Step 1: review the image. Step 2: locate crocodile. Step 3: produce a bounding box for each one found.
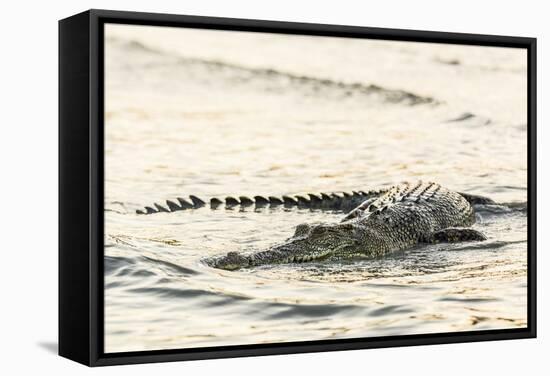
[203,182,493,270]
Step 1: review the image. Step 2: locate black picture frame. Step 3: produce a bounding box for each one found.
[59,9,537,367]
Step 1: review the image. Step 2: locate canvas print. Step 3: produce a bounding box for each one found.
[104,24,528,353]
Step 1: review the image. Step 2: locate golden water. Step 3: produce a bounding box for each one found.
[104,25,527,353]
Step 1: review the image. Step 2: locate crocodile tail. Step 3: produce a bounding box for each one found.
[135,188,387,215]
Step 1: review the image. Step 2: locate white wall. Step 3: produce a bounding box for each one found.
[1,0,546,374]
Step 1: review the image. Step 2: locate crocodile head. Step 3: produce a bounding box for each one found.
[208,222,359,270]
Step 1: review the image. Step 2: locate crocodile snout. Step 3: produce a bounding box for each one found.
[210,251,250,270]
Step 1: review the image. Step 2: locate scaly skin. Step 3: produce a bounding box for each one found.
[204,182,488,270]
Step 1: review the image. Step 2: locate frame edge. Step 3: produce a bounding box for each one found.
[58,8,537,367]
[58,10,93,366]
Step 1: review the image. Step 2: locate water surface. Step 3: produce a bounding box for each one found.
[104,25,527,353]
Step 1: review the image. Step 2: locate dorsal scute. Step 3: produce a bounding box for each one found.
[393,181,441,204]
[362,181,442,215]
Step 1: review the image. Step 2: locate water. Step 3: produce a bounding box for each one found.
[104,24,528,353]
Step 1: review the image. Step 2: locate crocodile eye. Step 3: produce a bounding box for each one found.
[294,223,311,236]
[338,223,354,232]
[310,225,328,237]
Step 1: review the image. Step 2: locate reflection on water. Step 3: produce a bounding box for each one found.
[104,25,527,353]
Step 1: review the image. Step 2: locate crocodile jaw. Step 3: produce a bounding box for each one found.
[271,248,332,264]
[210,240,355,271]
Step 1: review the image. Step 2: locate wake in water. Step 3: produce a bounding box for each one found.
[109,37,438,106]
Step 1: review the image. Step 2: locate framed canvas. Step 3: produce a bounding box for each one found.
[59,9,536,366]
